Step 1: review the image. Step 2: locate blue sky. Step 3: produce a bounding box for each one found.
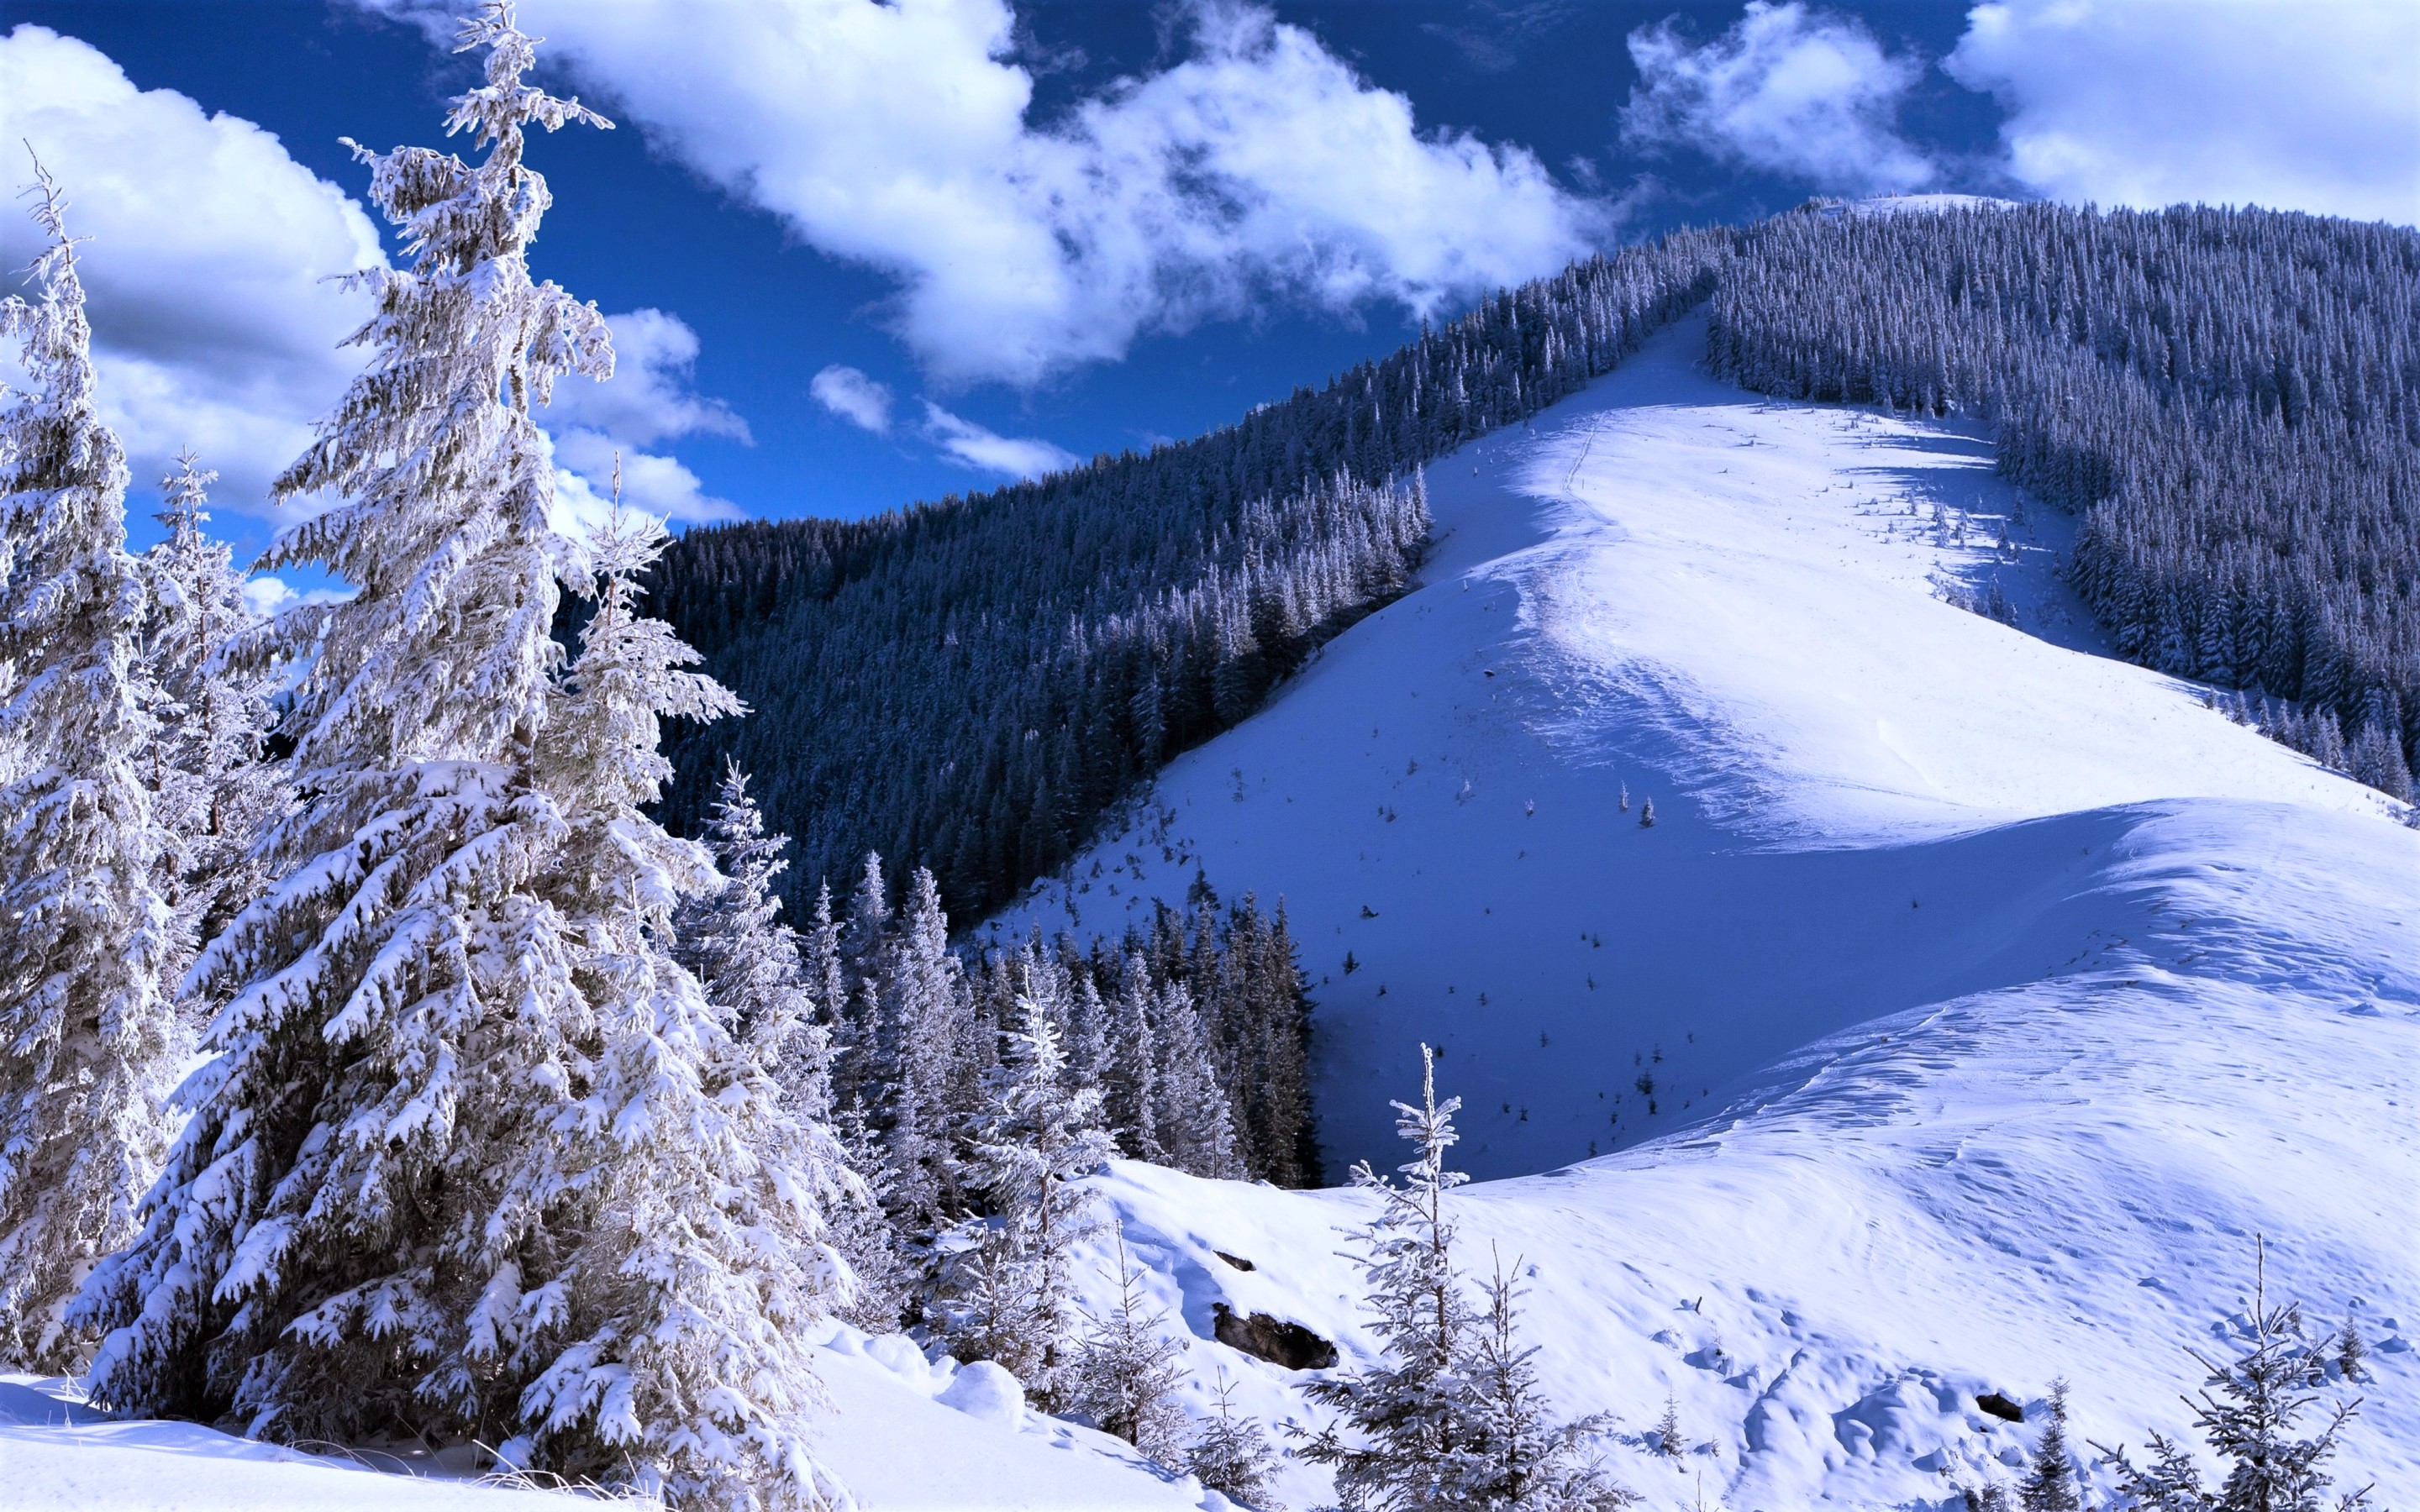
[1,1,2413,580]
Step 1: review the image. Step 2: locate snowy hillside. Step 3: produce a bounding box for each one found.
[15,313,2412,1511]
[981,314,2420,1507]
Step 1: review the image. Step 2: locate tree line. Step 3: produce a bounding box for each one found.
[1710,201,2420,802]
[644,229,1736,924]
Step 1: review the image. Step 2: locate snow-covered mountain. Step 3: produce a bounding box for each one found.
[978,313,2420,1508]
[13,314,2412,1510]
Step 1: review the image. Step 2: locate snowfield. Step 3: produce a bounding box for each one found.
[15,314,2416,1509]
[996,315,2420,1509]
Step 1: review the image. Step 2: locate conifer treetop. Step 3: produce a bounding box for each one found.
[263,0,613,777]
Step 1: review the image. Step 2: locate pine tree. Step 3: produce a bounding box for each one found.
[503,502,855,1509]
[0,159,180,1371]
[933,997,1118,1412]
[1188,1368,1283,1509]
[1451,1250,1633,1509]
[677,759,829,1114]
[136,451,287,994]
[1297,1043,1476,1509]
[1073,1223,1188,1465]
[2095,1241,2375,1512]
[78,4,681,1471]
[2018,1380,2079,1511]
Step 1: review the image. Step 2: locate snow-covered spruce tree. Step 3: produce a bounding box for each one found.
[933,996,1118,1412]
[1296,1042,1477,1509]
[2095,1242,2374,1512]
[1453,1251,1631,1510]
[1105,959,1165,1163]
[1189,1368,1283,1510]
[675,762,901,1341]
[2018,1380,2078,1512]
[508,504,855,1509]
[0,162,179,1371]
[1150,980,1244,1179]
[75,25,861,1504]
[1072,1222,1187,1465]
[676,759,832,1113]
[137,452,287,996]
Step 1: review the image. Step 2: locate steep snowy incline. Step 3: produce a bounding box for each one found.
[989,313,2404,1179]
[976,313,2419,1507]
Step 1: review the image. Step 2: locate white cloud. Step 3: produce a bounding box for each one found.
[427,0,1602,387]
[548,426,743,530]
[1620,1,1935,195]
[240,574,353,619]
[1945,0,2420,224]
[0,24,384,516]
[811,364,895,433]
[538,307,750,527]
[540,307,749,448]
[922,402,1079,480]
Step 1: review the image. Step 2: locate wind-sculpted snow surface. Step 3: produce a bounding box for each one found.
[994,315,2420,1507]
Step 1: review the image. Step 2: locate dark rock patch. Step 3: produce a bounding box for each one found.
[1213,1303,1337,1370]
[1213,1250,1257,1273]
[1976,1391,2024,1424]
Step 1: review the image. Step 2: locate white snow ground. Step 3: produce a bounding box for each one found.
[15,314,2416,1509]
[992,315,2420,1509]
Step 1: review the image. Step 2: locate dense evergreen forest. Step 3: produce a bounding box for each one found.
[1712,202,2420,798]
[648,231,1734,921]
[651,201,2420,944]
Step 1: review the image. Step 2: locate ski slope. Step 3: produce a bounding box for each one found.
[990,313,2420,1508]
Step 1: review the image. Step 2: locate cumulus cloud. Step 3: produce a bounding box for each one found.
[549,425,743,530]
[811,364,895,433]
[540,307,750,527]
[1945,0,2420,224]
[922,402,1079,480]
[541,307,749,448]
[0,24,385,516]
[417,0,1602,387]
[240,575,354,619]
[1620,1,1934,195]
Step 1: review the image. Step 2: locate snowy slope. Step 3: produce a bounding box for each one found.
[984,314,2420,1508]
[17,315,2415,1510]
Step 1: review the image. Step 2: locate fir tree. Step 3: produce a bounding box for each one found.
[1189,1368,1284,1509]
[1449,1248,1633,1509]
[1654,1394,1681,1460]
[1073,1223,1188,1465]
[136,451,287,995]
[1297,1042,1476,1510]
[934,997,1118,1411]
[2095,1242,2375,1512]
[80,1,609,1433]
[502,501,855,1507]
[1150,981,1244,1179]
[1105,960,1165,1163]
[0,159,179,1371]
[2018,1380,2079,1512]
[677,759,830,1114]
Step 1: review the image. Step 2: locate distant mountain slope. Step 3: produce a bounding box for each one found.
[646,232,1731,921]
[991,314,2403,1177]
[986,315,2420,1509]
[653,204,2420,939]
